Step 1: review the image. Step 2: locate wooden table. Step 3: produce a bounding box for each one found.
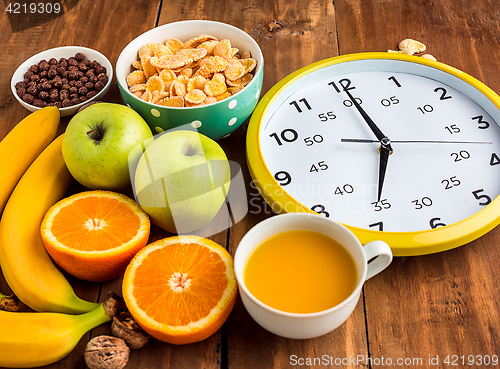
[1,0,500,368]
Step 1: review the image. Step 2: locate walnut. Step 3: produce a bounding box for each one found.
[84,336,129,369]
[111,311,151,349]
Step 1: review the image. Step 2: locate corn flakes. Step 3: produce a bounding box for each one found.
[157,96,185,107]
[399,39,426,55]
[185,89,207,105]
[184,34,218,49]
[204,73,227,97]
[165,38,184,54]
[126,33,258,107]
[126,70,146,87]
[224,59,246,81]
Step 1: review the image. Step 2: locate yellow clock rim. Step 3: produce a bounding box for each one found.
[246,52,500,256]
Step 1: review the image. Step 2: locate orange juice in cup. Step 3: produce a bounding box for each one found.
[244,229,357,314]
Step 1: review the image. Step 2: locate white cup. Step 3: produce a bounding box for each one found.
[234,212,392,339]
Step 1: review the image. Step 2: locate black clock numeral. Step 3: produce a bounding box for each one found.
[289,98,312,113]
[472,115,490,129]
[274,171,291,186]
[472,189,492,206]
[328,78,354,93]
[430,217,446,228]
[490,153,500,166]
[417,104,434,114]
[369,221,384,231]
[442,176,461,190]
[318,111,336,122]
[445,124,461,134]
[311,204,330,218]
[269,129,298,146]
[304,135,324,146]
[371,199,391,212]
[434,87,453,100]
[451,150,470,162]
[388,76,401,87]
[380,96,400,107]
[333,184,354,195]
[310,161,328,172]
[412,197,433,209]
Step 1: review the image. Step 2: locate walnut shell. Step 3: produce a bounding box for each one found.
[111,311,151,349]
[84,335,129,369]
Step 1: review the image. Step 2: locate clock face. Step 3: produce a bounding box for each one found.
[254,57,500,234]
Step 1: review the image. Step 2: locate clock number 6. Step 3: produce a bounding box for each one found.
[430,217,446,228]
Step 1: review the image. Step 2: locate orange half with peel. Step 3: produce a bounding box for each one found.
[41,190,150,282]
[122,235,237,345]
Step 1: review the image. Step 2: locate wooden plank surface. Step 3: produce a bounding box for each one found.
[335,1,500,368]
[0,0,499,368]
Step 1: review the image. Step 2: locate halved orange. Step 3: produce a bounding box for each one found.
[122,235,237,345]
[40,190,150,282]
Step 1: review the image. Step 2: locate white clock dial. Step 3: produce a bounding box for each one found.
[258,60,500,233]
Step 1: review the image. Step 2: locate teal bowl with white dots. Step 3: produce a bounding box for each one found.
[116,20,263,140]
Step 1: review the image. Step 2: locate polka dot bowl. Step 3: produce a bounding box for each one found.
[116,20,263,140]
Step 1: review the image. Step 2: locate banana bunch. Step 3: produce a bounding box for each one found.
[0,131,99,314]
[0,293,121,368]
[0,107,60,213]
[0,109,125,367]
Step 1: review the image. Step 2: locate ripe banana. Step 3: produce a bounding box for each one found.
[0,106,60,214]
[0,134,100,314]
[0,293,121,368]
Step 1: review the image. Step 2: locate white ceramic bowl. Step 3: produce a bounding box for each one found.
[115,20,264,140]
[11,46,113,117]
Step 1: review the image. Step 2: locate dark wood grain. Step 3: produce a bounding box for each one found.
[336,1,500,367]
[1,0,500,368]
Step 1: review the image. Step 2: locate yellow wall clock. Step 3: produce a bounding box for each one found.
[246,52,500,256]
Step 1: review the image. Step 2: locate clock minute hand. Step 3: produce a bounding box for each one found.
[344,88,392,151]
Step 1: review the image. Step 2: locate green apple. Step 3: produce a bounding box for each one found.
[62,103,153,190]
[134,130,231,234]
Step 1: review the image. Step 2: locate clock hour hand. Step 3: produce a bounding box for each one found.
[378,145,391,202]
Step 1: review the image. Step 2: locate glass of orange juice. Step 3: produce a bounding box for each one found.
[234,212,392,339]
